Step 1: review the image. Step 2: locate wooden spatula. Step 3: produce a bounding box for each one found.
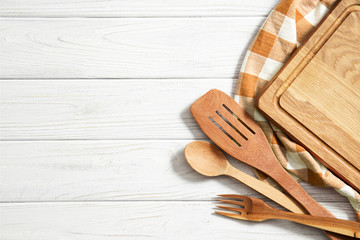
[190,89,354,240]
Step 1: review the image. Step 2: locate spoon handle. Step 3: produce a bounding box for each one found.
[225,165,304,214]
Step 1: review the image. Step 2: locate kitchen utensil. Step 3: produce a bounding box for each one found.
[256,0,360,192]
[216,194,360,238]
[184,141,304,213]
[191,88,353,240]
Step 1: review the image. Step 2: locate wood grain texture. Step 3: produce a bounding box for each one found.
[190,89,351,240]
[2,201,354,240]
[256,0,360,192]
[0,0,277,17]
[280,10,360,170]
[185,141,304,213]
[0,17,264,79]
[0,79,234,140]
[216,195,360,238]
[0,140,350,203]
[0,0,354,238]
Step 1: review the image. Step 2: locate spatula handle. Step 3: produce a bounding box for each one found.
[270,165,330,216]
[270,165,356,240]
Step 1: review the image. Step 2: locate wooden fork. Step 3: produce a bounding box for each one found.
[215,194,360,238]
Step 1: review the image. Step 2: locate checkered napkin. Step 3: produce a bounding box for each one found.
[234,0,360,219]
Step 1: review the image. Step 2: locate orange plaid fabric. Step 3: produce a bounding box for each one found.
[234,0,360,219]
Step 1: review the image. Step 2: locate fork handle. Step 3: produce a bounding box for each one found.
[269,210,360,238]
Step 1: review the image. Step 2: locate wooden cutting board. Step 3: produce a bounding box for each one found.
[256,0,360,193]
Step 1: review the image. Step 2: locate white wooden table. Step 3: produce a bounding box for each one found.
[0,1,356,239]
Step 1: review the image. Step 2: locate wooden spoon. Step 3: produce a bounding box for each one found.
[184,141,304,214]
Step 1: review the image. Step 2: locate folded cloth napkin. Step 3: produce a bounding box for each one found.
[234,0,360,219]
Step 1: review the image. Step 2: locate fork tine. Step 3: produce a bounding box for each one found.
[217,194,245,201]
[216,199,245,207]
[215,211,245,220]
[216,205,243,213]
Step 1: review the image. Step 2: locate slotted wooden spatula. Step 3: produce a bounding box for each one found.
[191,89,354,240]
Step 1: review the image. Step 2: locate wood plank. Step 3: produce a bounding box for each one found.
[0,140,351,203]
[0,17,264,79]
[0,0,276,17]
[0,201,355,240]
[0,79,235,140]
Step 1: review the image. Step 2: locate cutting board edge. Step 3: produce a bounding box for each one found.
[255,0,360,193]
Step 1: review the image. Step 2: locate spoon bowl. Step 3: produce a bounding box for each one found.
[184,141,228,177]
[184,140,304,214]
